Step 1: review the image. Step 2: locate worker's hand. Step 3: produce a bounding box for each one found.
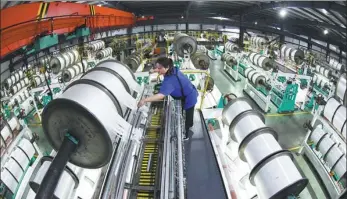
[137,99,147,107]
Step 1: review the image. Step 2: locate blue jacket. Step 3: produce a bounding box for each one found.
[159,68,198,110]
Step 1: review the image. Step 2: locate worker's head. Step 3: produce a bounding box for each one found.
[154,57,174,75]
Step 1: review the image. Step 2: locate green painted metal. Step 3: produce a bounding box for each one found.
[66,28,90,40]
[270,83,298,113]
[189,74,196,81]
[33,34,59,51]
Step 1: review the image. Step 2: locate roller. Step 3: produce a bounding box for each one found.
[328,58,342,71]
[124,53,142,72]
[248,52,274,71]
[325,144,344,172]
[1,116,20,146]
[10,81,23,95]
[280,45,305,64]
[323,98,347,138]
[29,156,79,199]
[250,72,267,88]
[251,37,266,48]
[222,98,308,199]
[88,40,105,51]
[4,157,24,182]
[225,42,239,52]
[39,56,51,67]
[222,53,238,67]
[31,76,44,88]
[191,52,210,70]
[62,60,88,83]
[316,65,331,78]
[96,47,113,60]
[3,70,24,89]
[173,33,197,57]
[50,54,68,74]
[332,156,346,181]
[310,127,328,146]
[1,168,18,193]
[336,74,346,105]
[42,60,136,168]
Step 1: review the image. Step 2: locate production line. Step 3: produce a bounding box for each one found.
[1,18,346,199]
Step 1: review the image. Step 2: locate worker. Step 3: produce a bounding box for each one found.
[137,57,198,140]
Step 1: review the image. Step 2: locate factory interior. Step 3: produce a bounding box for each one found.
[0,1,347,199]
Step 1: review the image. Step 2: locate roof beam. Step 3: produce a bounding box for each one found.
[240,1,346,16]
[326,9,346,27]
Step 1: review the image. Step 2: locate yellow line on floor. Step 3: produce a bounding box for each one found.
[265,111,310,117]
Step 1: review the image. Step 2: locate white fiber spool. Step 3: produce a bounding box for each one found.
[18,138,36,159]
[231,113,266,142]
[317,136,335,158]
[1,125,12,145]
[329,58,342,71]
[50,55,67,74]
[332,156,346,181]
[4,158,24,181]
[252,54,261,66]
[251,153,308,199]
[22,99,34,115]
[332,105,346,135]
[8,116,20,131]
[32,76,44,87]
[30,160,78,199]
[324,98,341,122]
[71,49,80,63]
[244,67,255,78]
[310,127,327,146]
[324,98,347,134]
[66,51,75,66]
[247,70,257,82]
[336,74,346,105]
[222,98,253,126]
[1,168,18,193]
[325,145,344,171]
[242,133,282,169]
[11,147,31,169]
[280,46,286,58]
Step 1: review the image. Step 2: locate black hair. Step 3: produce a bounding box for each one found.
[155,57,175,75]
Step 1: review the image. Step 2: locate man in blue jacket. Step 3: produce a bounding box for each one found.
[138,57,198,140]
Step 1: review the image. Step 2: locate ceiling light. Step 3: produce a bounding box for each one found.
[322,9,328,15]
[255,21,257,25]
[181,16,184,19]
[279,9,287,17]
[211,16,229,20]
[324,29,328,35]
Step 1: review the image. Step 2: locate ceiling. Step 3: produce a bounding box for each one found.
[103,1,347,49]
[2,1,346,51]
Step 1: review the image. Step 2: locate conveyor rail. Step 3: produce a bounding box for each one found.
[129,103,164,199]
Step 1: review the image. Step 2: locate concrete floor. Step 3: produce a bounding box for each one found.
[209,60,326,199]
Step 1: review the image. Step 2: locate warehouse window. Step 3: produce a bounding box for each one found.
[311,39,327,47]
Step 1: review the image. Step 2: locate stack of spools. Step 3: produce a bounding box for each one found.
[280,45,305,65]
[49,49,80,74]
[1,138,35,196]
[222,98,308,199]
[244,67,269,89]
[248,52,274,71]
[62,60,88,83]
[310,127,346,183]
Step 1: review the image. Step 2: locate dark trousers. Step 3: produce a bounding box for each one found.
[185,106,195,137]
